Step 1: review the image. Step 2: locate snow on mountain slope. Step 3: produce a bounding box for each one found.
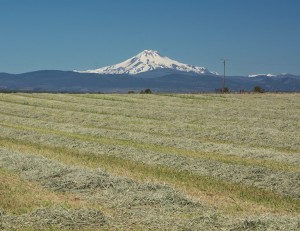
[77,50,216,75]
[248,74,275,78]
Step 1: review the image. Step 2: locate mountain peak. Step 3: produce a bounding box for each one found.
[77,50,216,76]
[140,49,160,55]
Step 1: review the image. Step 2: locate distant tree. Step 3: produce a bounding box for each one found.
[128,91,135,94]
[140,89,152,94]
[144,89,152,94]
[253,86,265,93]
[223,87,229,93]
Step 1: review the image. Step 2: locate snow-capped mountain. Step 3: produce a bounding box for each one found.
[77,50,216,76]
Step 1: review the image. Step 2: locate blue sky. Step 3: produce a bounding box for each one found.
[1,0,300,76]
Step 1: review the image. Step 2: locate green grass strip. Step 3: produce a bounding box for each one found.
[0,168,56,215]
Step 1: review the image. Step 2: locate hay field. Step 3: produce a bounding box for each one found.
[0,93,299,230]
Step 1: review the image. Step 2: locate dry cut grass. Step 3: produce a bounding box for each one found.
[0,93,299,230]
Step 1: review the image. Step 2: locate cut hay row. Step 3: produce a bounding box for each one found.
[0,148,299,230]
[0,93,299,230]
[0,97,298,156]
[0,148,223,230]
[1,124,299,207]
[0,93,299,197]
[0,124,299,205]
[0,93,299,151]
[1,136,299,217]
[0,111,298,170]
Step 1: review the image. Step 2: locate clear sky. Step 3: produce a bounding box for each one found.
[1,0,300,76]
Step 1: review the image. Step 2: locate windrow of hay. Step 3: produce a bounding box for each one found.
[0,93,299,230]
[0,111,299,168]
[1,207,107,230]
[0,124,299,199]
[0,93,299,151]
[1,136,299,215]
[0,148,299,230]
[0,148,210,230]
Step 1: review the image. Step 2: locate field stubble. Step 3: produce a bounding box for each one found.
[0,93,299,230]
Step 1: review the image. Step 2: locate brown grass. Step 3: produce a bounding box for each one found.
[0,167,109,216]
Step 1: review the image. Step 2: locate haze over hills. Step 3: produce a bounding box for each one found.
[0,50,300,93]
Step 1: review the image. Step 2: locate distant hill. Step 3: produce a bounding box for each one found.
[0,70,299,93]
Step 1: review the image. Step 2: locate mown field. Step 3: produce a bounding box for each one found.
[0,93,299,230]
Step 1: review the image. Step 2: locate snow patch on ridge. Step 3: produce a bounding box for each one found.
[248,74,276,78]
